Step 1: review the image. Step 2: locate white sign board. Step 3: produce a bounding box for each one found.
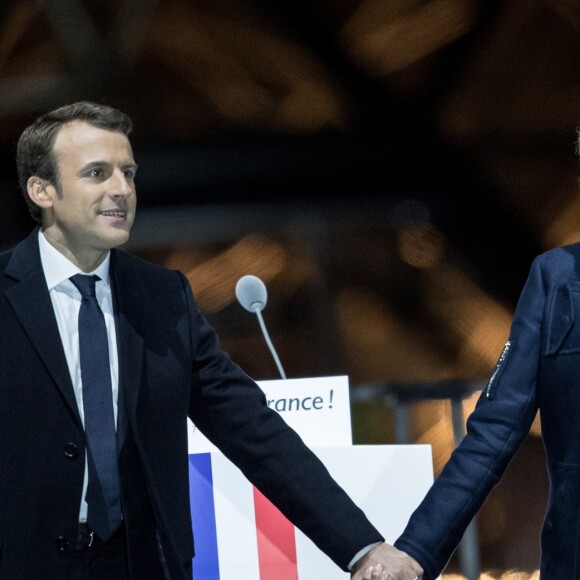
[188,375,352,453]
[187,375,436,579]
[189,445,434,579]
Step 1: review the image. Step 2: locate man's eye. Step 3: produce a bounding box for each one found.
[88,169,103,178]
[123,169,135,179]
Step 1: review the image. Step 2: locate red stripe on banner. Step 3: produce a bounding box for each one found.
[253,487,298,580]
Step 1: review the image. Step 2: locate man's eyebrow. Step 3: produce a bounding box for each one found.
[77,160,138,173]
[79,160,109,171]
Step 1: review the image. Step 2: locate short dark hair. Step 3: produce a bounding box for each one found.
[16,101,133,223]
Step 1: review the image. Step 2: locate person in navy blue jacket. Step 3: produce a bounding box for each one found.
[359,129,580,580]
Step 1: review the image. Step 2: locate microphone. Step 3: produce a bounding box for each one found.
[235,275,287,380]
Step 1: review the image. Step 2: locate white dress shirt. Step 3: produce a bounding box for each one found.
[38,230,120,523]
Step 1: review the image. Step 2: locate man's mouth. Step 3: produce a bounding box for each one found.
[100,210,127,218]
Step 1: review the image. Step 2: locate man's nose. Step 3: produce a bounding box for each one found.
[110,170,134,196]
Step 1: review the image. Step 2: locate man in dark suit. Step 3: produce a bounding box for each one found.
[0,101,422,580]
[361,129,580,580]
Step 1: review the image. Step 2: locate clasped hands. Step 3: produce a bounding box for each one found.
[351,543,423,580]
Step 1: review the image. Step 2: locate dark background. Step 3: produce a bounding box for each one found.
[0,1,578,576]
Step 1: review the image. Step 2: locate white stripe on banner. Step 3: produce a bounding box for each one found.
[213,453,262,578]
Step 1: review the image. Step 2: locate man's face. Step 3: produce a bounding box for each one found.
[41,120,137,267]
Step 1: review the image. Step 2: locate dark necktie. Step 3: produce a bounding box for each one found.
[70,274,122,542]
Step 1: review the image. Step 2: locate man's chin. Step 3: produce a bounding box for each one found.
[105,228,132,248]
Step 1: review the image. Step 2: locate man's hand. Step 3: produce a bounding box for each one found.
[350,543,424,580]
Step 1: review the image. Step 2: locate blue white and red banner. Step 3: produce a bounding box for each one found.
[189,445,434,580]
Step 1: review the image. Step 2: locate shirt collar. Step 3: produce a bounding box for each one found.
[38,230,111,290]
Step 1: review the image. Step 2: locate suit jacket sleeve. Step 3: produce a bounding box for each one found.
[178,271,384,570]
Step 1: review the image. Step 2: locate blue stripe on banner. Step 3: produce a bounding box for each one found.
[189,453,220,580]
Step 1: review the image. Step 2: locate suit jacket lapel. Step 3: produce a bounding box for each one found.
[4,229,82,426]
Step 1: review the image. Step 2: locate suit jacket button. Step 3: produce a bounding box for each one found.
[63,442,79,460]
[55,536,69,554]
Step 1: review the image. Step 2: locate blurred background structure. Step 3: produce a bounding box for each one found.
[0,0,578,577]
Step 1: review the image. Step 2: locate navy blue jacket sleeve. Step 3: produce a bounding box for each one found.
[394,254,545,578]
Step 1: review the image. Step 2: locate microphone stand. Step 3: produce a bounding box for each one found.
[253,306,287,380]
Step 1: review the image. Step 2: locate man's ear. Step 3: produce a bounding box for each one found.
[27,176,55,210]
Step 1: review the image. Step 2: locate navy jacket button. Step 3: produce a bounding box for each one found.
[54,536,69,554]
[63,442,79,460]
